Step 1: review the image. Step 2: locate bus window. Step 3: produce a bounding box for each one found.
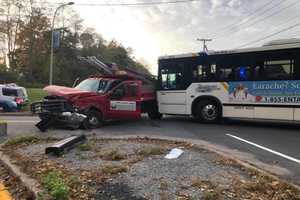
[218,67,234,81]
[211,64,216,74]
[193,64,217,82]
[160,66,184,90]
[193,65,208,81]
[264,60,293,80]
[254,65,262,80]
[234,66,251,81]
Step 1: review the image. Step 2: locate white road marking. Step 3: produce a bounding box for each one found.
[226,133,300,164]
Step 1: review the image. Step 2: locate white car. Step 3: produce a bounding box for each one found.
[0,83,28,112]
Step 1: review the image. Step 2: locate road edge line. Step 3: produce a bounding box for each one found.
[226,133,300,164]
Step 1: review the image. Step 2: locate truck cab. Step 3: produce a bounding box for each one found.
[31,76,158,130]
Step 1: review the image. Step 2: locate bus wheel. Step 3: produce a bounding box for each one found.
[85,110,103,129]
[196,100,221,123]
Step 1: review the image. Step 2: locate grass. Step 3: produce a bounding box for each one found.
[41,171,69,200]
[77,143,94,152]
[136,145,165,157]
[22,88,47,111]
[98,149,126,161]
[101,164,128,175]
[26,88,47,103]
[3,135,40,147]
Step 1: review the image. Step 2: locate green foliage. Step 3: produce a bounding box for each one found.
[42,171,69,200]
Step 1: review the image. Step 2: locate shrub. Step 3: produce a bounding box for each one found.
[42,171,69,200]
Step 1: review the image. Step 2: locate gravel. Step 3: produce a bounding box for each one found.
[20,139,165,170]
[11,138,264,200]
[100,149,249,200]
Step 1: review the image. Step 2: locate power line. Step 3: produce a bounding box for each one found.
[213,0,279,35]
[212,0,289,37]
[46,0,201,6]
[215,0,300,40]
[237,21,300,48]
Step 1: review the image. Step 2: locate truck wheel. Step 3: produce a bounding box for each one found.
[86,110,103,129]
[195,100,221,123]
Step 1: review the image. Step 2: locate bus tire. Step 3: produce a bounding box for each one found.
[85,109,103,129]
[195,100,221,123]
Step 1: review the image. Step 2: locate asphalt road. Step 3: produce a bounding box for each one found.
[1,115,300,186]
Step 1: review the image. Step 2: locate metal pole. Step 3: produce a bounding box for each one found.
[49,2,74,85]
[197,38,212,52]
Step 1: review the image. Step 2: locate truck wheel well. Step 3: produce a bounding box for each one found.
[87,106,103,116]
[191,96,222,117]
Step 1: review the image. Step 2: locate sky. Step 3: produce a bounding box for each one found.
[52,0,300,74]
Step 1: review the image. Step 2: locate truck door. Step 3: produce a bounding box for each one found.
[107,81,142,120]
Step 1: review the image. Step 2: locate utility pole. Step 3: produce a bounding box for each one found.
[197,38,212,52]
[49,2,74,85]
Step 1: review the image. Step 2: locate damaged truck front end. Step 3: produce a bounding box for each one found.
[31,95,88,132]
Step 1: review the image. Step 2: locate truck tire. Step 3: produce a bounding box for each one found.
[86,110,103,129]
[195,100,221,123]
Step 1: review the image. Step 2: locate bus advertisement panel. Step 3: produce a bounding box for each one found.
[228,80,300,104]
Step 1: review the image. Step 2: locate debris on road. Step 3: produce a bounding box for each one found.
[164,148,183,159]
[45,135,87,156]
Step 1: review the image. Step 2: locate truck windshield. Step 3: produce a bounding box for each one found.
[75,79,108,93]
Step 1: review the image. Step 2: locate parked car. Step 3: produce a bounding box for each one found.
[0,84,28,112]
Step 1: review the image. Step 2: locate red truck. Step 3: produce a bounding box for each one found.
[31,57,161,131]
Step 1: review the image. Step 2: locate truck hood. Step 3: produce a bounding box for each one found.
[44,85,94,99]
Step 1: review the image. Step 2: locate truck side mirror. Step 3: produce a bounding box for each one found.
[111,88,124,99]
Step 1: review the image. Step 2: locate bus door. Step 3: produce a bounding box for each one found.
[157,61,187,114]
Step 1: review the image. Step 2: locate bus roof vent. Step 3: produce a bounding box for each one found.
[262,38,300,46]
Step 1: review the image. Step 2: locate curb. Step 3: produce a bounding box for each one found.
[0,151,41,198]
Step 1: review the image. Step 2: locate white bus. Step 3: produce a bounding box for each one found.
[157,39,300,123]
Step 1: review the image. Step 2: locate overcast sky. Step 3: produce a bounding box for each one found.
[54,0,300,73]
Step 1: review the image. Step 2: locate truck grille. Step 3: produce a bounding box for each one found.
[31,98,71,114]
